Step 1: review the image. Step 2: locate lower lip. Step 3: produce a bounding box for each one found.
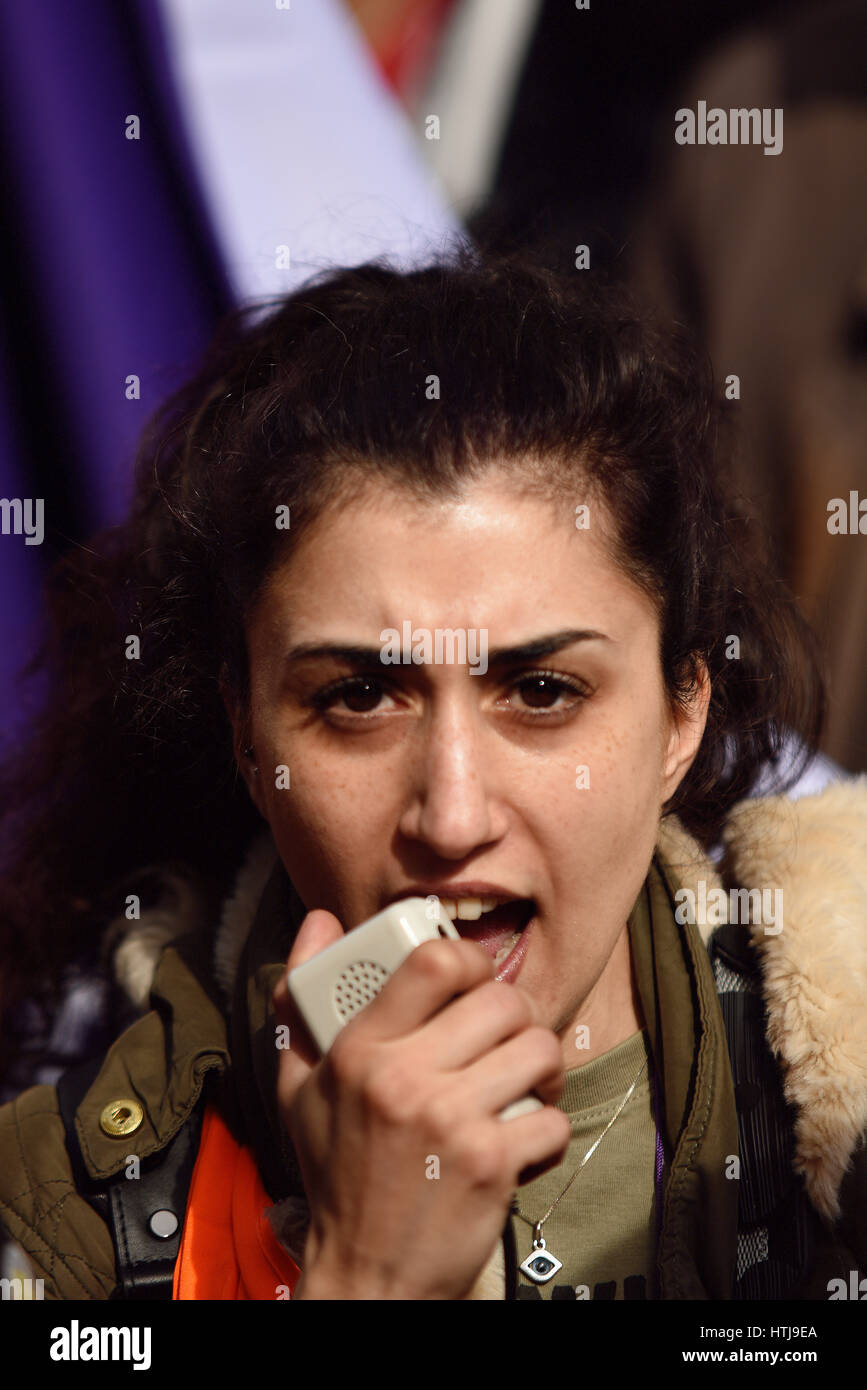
[494,914,535,984]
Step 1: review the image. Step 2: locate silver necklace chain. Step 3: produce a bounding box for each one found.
[510,1051,650,1283]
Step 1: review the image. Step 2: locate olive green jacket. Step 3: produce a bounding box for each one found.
[1,780,866,1300]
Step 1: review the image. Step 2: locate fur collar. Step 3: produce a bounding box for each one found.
[658,779,867,1225]
[111,778,867,1249]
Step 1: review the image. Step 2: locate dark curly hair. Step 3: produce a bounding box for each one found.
[0,244,824,1056]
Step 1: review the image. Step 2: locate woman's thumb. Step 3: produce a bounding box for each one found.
[272,908,345,1078]
[286,907,346,973]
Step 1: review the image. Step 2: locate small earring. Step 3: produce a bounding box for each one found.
[242,745,258,773]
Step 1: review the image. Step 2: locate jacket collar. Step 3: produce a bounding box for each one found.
[75,929,230,1179]
[628,852,740,1298]
[657,775,867,1225]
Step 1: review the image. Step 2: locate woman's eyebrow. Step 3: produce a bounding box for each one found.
[284,642,387,667]
[486,629,612,665]
[283,629,611,668]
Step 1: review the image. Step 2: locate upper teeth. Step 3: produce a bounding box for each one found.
[440,896,510,921]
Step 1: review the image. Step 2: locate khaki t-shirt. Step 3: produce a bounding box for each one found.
[510,1028,659,1300]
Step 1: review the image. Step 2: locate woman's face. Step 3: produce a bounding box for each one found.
[232,470,709,1064]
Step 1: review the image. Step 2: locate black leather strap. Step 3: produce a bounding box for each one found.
[57,1058,204,1300]
[711,921,760,979]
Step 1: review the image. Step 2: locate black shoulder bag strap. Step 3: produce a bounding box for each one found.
[710,921,821,1299]
[56,1057,204,1300]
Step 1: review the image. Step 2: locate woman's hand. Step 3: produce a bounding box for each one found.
[272,909,572,1300]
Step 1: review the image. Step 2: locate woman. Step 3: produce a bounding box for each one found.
[0,248,864,1301]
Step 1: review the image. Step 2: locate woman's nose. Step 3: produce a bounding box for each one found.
[397,713,503,858]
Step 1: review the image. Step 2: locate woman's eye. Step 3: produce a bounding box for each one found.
[313,677,394,715]
[505,674,588,713]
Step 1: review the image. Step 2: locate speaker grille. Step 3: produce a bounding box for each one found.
[333,960,390,1021]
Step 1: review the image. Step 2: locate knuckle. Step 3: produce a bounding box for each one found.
[327,1030,368,1088]
[363,1063,417,1124]
[454,1129,506,1188]
[423,1087,461,1145]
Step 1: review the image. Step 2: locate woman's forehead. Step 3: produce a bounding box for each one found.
[248,480,655,655]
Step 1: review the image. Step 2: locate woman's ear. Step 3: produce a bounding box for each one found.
[219,663,266,817]
[661,658,711,802]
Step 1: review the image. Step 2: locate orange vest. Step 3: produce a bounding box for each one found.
[172,1104,302,1300]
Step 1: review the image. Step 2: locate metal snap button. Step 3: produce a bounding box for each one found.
[148,1209,179,1240]
[99,1098,144,1137]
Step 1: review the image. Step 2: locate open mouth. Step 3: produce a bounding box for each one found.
[440,897,536,968]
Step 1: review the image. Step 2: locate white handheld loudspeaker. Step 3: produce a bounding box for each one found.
[287,896,542,1122]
